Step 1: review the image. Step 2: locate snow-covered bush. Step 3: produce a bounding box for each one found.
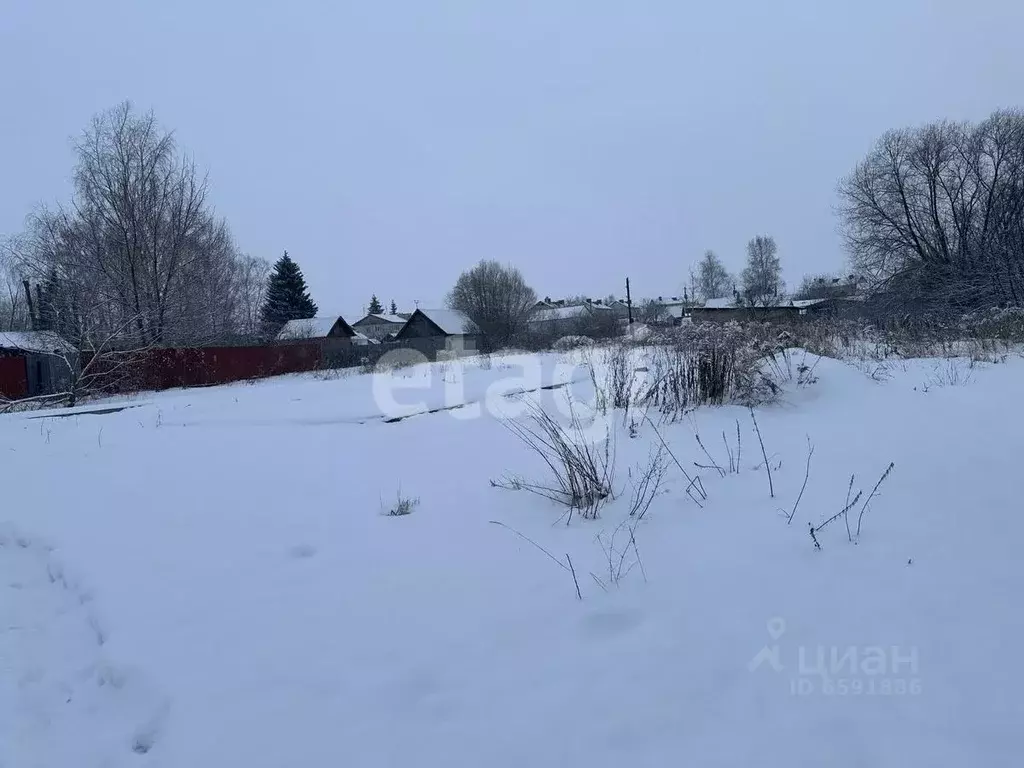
[640,322,780,419]
[959,307,1024,341]
[552,335,596,351]
[384,489,419,516]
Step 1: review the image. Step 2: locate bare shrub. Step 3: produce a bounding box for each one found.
[790,314,1018,367]
[383,487,419,516]
[644,414,708,507]
[607,343,634,410]
[370,348,426,374]
[552,335,595,351]
[314,367,354,381]
[627,444,668,520]
[492,396,614,522]
[927,358,976,388]
[583,342,638,422]
[641,322,780,420]
[959,307,1024,343]
[595,520,647,588]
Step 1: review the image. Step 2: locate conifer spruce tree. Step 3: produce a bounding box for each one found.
[389,299,398,315]
[368,294,383,314]
[259,251,318,336]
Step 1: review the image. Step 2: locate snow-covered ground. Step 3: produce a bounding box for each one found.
[2,348,1023,767]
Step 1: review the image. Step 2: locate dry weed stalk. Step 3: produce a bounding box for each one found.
[787,437,815,524]
[750,408,774,498]
[492,396,614,522]
[856,462,895,537]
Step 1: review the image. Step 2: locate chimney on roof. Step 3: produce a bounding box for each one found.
[23,280,35,330]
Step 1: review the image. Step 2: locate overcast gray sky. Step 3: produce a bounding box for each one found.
[3,0,1023,315]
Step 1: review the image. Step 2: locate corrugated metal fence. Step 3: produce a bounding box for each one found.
[142,344,323,389]
[25,338,473,400]
[82,343,324,395]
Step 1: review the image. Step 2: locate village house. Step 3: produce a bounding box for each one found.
[276,316,359,347]
[394,308,481,355]
[350,313,407,341]
[0,330,76,400]
[527,302,616,336]
[689,296,849,323]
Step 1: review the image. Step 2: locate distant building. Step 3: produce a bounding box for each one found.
[394,309,481,354]
[0,331,76,399]
[606,299,631,319]
[527,303,615,335]
[275,316,357,347]
[351,313,407,341]
[690,296,846,323]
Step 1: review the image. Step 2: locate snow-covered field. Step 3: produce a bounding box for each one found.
[2,348,1023,767]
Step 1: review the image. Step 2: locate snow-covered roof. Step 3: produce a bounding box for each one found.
[0,330,75,355]
[789,298,830,308]
[664,305,687,318]
[702,297,736,309]
[352,332,380,345]
[530,304,613,323]
[416,309,480,335]
[276,317,346,340]
[355,313,406,326]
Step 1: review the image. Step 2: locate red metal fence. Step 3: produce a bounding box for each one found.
[141,344,323,390]
[0,356,28,400]
[83,343,324,395]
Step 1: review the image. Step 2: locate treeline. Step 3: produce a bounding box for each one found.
[685,109,1024,317]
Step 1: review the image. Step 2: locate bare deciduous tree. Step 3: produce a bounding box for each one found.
[11,101,252,347]
[838,110,1024,313]
[793,272,856,301]
[636,299,668,325]
[0,243,30,331]
[447,260,537,349]
[741,235,783,307]
[231,254,271,340]
[696,250,732,301]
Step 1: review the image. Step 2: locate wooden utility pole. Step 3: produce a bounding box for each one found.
[625,277,634,325]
